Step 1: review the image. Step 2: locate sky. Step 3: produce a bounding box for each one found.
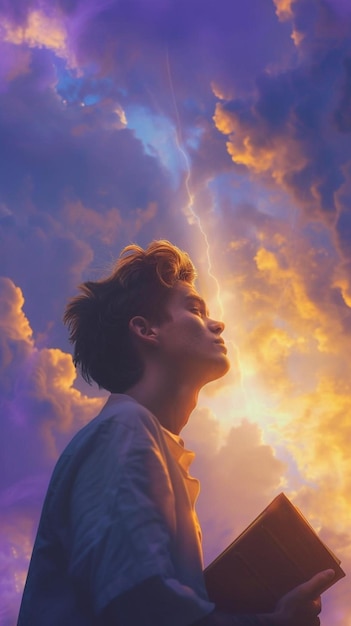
[1,0,351,623]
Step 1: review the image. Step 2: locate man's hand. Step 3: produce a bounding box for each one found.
[193,569,335,626]
[267,569,335,626]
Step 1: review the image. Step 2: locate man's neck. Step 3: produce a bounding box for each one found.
[125,370,199,435]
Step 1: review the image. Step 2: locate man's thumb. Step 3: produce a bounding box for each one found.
[300,569,335,598]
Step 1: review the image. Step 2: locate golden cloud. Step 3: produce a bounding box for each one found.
[283,376,351,497]
[254,247,321,322]
[0,278,104,458]
[2,10,68,57]
[272,0,295,21]
[0,8,79,71]
[213,103,307,182]
[25,347,104,458]
[0,278,33,343]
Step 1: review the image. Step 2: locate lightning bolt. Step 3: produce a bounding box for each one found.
[165,47,258,419]
[165,48,223,318]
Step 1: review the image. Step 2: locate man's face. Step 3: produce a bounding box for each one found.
[156,281,230,386]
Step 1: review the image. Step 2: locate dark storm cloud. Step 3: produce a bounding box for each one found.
[216,52,347,214]
[214,0,351,287]
[0,41,173,345]
[69,0,294,122]
[0,48,171,214]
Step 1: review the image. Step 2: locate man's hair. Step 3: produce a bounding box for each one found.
[63,240,196,393]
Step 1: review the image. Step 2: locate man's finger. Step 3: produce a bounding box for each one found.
[298,569,335,599]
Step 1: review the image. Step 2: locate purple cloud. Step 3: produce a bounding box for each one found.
[1,1,350,624]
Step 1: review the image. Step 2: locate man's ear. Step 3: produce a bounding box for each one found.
[129,316,159,345]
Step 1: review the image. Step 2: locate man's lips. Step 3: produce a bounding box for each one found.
[214,339,227,353]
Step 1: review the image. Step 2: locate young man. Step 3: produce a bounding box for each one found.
[18,240,333,625]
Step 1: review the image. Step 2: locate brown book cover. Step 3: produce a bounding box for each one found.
[204,493,346,614]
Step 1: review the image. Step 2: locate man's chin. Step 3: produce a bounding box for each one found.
[205,356,231,384]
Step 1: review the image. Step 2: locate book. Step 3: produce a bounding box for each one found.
[204,493,346,614]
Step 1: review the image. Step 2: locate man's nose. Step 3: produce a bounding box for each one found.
[209,319,225,334]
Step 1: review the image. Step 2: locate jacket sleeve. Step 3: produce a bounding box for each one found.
[191,609,276,625]
[67,411,215,626]
[99,583,275,626]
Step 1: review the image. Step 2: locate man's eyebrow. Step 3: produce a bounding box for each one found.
[185,295,209,315]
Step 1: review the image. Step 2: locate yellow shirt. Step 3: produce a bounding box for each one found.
[161,426,203,551]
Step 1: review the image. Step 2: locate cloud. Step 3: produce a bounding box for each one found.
[0,41,176,348]
[214,0,351,284]
[63,199,123,244]
[0,42,31,90]
[183,407,286,564]
[2,9,68,57]
[0,277,32,343]
[1,0,350,622]
[54,0,295,153]
[281,376,351,520]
